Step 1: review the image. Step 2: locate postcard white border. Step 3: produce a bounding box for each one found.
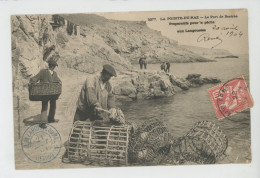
[0,0,260,178]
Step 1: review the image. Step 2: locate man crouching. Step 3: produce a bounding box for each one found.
[62,64,118,163]
[74,64,117,122]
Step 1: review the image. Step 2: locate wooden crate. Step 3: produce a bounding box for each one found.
[29,82,62,101]
[67,121,131,166]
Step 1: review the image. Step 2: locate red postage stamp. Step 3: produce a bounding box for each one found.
[208,76,253,119]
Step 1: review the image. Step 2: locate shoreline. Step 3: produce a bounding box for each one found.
[130,59,216,65]
[13,67,251,169]
[111,71,221,102]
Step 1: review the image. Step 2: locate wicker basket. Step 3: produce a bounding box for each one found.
[67,121,132,166]
[29,82,62,101]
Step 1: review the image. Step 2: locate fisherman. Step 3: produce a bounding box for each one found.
[143,56,148,69]
[139,54,148,70]
[73,64,117,123]
[30,58,61,123]
[161,62,166,71]
[62,64,119,163]
[165,62,171,73]
[139,57,144,70]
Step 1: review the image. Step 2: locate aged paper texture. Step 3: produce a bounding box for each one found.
[11,9,251,169]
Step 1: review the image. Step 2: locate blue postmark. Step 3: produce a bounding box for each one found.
[21,124,61,163]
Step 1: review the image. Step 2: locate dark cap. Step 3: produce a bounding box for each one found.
[103,64,117,77]
[48,58,58,67]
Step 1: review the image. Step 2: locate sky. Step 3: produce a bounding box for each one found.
[99,9,248,54]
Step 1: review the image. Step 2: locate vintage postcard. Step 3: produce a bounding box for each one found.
[11,9,251,169]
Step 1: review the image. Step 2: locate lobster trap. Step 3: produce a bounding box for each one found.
[29,82,62,101]
[170,121,228,164]
[67,121,132,166]
[128,119,172,164]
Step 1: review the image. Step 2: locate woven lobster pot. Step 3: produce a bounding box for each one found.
[170,121,228,164]
[186,121,228,159]
[29,82,62,101]
[128,119,171,164]
[67,121,132,166]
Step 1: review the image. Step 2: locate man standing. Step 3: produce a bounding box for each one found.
[143,56,147,70]
[139,55,147,70]
[139,57,143,70]
[166,62,171,73]
[73,64,117,123]
[161,62,166,71]
[30,59,61,123]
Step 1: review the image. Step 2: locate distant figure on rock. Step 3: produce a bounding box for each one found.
[143,57,147,69]
[139,55,147,70]
[165,62,171,73]
[161,62,166,71]
[139,58,143,69]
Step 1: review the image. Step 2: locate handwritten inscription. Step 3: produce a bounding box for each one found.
[197,33,223,49]
[212,24,238,31]
[146,13,243,49]
[196,24,244,48]
[212,24,244,38]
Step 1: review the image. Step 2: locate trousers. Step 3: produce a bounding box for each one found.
[139,63,143,69]
[41,99,56,123]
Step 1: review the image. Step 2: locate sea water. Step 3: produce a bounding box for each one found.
[121,55,250,140]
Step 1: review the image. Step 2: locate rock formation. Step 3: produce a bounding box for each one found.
[59,14,213,65]
[11,15,59,92]
[111,72,221,101]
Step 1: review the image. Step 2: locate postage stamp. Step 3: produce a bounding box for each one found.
[21,124,62,163]
[208,76,253,119]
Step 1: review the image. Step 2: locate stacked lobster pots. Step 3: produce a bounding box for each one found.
[67,117,228,166]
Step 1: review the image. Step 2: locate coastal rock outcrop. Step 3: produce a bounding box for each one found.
[185,74,220,87]
[112,72,221,101]
[112,76,137,101]
[132,72,176,99]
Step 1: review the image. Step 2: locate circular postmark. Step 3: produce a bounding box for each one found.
[21,124,61,163]
[216,76,252,119]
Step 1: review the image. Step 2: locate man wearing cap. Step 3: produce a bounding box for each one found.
[62,64,119,163]
[30,58,61,123]
[73,64,117,122]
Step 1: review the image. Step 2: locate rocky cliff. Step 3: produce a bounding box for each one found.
[11,14,133,93]
[11,13,217,93]
[59,14,212,65]
[11,15,60,92]
[56,27,133,75]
